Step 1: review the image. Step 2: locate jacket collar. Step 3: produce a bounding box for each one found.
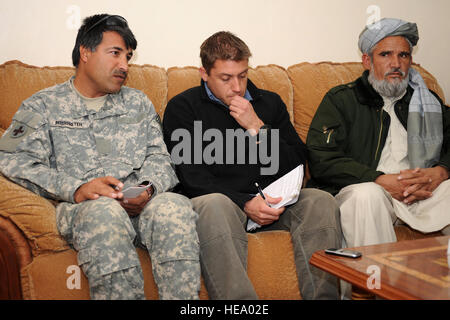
[354,70,384,109]
[66,76,129,119]
[200,78,262,106]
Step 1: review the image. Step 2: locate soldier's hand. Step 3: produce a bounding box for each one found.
[74,176,124,203]
[118,186,154,217]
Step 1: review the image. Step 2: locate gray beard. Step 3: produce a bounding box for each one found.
[368,69,409,99]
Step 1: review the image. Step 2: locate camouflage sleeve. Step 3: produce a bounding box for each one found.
[137,95,179,194]
[0,99,84,202]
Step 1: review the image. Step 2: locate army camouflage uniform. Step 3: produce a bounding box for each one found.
[0,78,200,300]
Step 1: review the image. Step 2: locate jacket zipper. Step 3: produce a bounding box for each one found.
[375,109,383,160]
[327,129,334,143]
[322,126,335,144]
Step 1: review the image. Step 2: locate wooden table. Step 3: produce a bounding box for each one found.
[310,236,450,300]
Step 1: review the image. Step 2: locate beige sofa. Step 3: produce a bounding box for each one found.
[0,59,444,300]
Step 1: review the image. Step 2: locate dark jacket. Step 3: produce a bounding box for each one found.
[306,70,450,195]
[163,79,306,209]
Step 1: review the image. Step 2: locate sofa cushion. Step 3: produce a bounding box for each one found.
[167,66,202,118]
[125,64,168,117]
[21,248,157,299]
[288,62,366,143]
[21,231,300,299]
[247,231,301,299]
[249,65,294,123]
[0,60,74,132]
[0,175,69,256]
[287,62,446,143]
[20,247,209,300]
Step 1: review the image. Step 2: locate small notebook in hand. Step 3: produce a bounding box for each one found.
[247,164,304,231]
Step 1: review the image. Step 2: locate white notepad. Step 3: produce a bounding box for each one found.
[247,164,304,231]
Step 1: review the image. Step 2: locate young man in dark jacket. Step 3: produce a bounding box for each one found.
[307,18,450,248]
[163,31,342,300]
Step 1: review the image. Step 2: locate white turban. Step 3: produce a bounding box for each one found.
[358,18,419,54]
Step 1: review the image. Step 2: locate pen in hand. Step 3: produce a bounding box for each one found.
[255,182,271,207]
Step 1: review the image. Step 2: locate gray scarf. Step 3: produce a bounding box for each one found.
[407,68,443,168]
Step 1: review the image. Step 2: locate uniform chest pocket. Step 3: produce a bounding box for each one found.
[50,126,98,176]
[114,113,147,166]
[60,127,93,148]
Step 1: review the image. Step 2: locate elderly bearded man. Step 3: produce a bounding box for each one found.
[307,18,450,248]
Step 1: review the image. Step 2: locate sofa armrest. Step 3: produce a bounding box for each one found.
[0,215,33,299]
[0,230,21,299]
[0,215,32,268]
[0,175,69,256]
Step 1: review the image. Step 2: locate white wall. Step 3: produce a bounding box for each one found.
[1,0,449,101]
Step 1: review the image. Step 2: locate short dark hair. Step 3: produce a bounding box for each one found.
[71,14,137,67]
[200,31,252,74]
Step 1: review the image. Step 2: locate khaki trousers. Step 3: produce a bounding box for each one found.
[192,189,342,300]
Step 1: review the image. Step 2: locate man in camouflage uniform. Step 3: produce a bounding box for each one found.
[0,14,200,300]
